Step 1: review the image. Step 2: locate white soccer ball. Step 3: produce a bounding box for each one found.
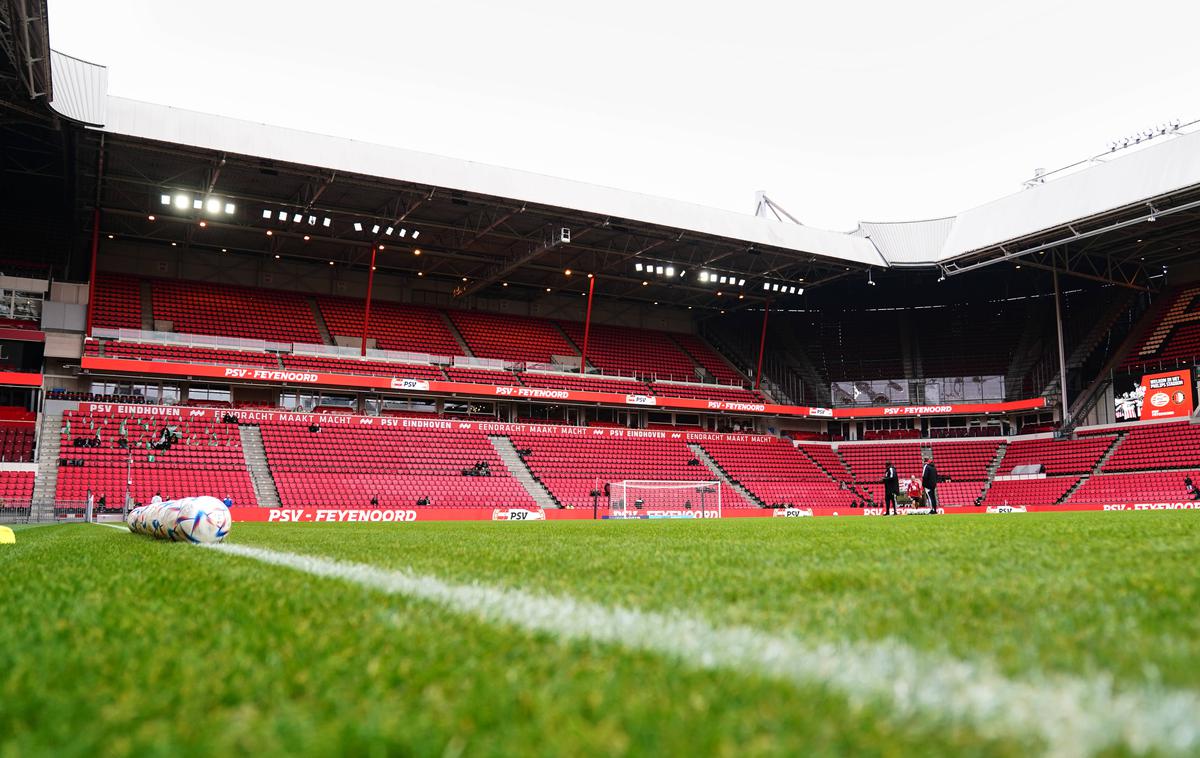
[832,512,839,516]
[159,503,185,541]
[126,505,146,533]
[174,497,231,544]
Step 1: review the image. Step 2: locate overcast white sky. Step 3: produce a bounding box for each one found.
[47,0,1200,232]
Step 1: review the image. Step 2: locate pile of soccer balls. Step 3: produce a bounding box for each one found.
[126,496,232,543]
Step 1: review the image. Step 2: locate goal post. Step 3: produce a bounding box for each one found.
[607,480,722,519]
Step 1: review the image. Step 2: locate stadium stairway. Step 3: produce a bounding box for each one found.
[308,298,334,345]
[31,411,62,520]
[440,312,474,357]
[489,436,560,509]
[976,443,1009,503]
[1059,433,1124,503]
[688,443,763,508]
[238,426,282,508]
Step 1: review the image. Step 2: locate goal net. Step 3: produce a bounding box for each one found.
[607,480,722,519]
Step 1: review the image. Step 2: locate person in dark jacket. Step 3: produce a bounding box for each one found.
[921,456,940,514]
[883,461,899,516]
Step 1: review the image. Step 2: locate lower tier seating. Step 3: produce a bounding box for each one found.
[983,477,1080,506]
[1069,470,1200,504]
[0,470,34,509]
[698,438,853,508]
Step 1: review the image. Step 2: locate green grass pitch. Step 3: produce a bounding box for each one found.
[0,512,1197,756]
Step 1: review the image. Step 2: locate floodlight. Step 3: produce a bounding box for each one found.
[308,216,317,225]
[293,213,303,223]
[738,278,745,286]
[788,286,796,294]
[206,198,221,214]
[771,284,779,291]
[174,195,189,209]
[323,218,332,227]
[635,263,644,272]
[160,194,171,206]
[398,228,407,237]
[353,222,363,232]
[262,209,272,219]
[762,282,769,290]
[193,199,203,210]
[278,211,288,221]
[411,230,420,239]
[371,225,381,234]
[225,203,236,214]
[665,266,675,277]
[719,276,727,284]
[655,266,664,275]
[385,227,394,235]
[699,272,709,282]
[797,287,804,295]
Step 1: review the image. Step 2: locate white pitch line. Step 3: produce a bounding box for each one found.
[206,541,1195,757]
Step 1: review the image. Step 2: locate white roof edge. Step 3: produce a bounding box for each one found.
[98,95,886,267]
[43,47,1200,270]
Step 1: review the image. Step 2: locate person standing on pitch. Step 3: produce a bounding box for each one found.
[922,455,940,514]
[883,460,899,515]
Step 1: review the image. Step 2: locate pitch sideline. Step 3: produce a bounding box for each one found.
[188,538,1198,757]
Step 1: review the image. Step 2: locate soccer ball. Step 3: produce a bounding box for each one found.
[159,503,184,541]
[174,497,231,544]
[126,505,146,533]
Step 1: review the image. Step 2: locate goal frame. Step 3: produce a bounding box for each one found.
[607,479,722,519]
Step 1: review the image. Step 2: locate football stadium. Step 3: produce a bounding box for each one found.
[2,3,1200,755]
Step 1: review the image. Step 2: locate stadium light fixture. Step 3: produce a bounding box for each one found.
[412,230,420,239]
[564,269,572,276]
[171,242,177,247]
[867,270,876,286]
[278,211,288,221]
[303,235,311,241]
[107,234,114,239]
[502,282,508,287]
[771,284,779,292]
[273,253,280,259]
[225,203,236,215]
[174,194,189,209]
[353,222,363,232]
[656,266,664,275]
[386,227,394,235]
[699,272,709,283]
[147,215,156,222]
[797,287,804,295]
[262,209,272,219]
[323,218,331,227]
[193,199,204,210]
[206,198,221,214]
[642,281,649,286]
[763,282,770,290]
[293,213,303,223]
[665,266,675,277]
[308,216,317,226]
[372,225,381,234]
[413,249,421,255]
[635,262,644,272]
[198,221,207,228]
[266,230,273,236]
[738,279,746,287]
[160,194,171,206]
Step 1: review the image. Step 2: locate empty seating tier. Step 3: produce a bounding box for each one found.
[282,355,445,380]
[1069,470,1200,504]
[0,471,34,509]
[699,438,853,508]
[55,409,255,506]
[152,279,321,343]
[448,311,576,364]
[558,321,700,382]
[983,477,1080,506]
[92,272,143,330]
[1103,423,1200,472]
[1122,286,1200,369]
[317,297,462,356]
[999,435,1116,475]
[518,372,651,395]
[96,340,281,368]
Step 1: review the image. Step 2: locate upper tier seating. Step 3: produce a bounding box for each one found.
[152,279,321,343]
[260,423,534,509]
[448,310,576,364]
[796,444,855,482]
[983,476,1080,506]
[558,321,701,382]
[1122,286,1200,369]
[0,471,35,509]
[1103,422,1200,472]
[1069,470,1200,504]
[510,432,740,509]
[55,409,256,506]
[699,437,854,508]
[671,333,746,386]
[92,272,142,330]
[317,297,462,356]
[93,339,281,368]
[999,435,1116,475]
